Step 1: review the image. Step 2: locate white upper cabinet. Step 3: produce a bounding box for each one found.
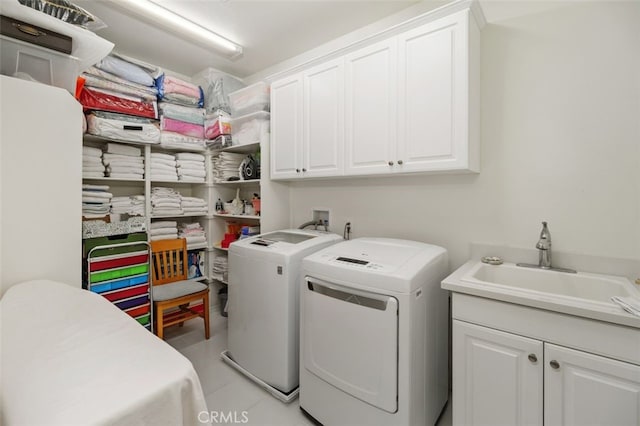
[270,3,482,180]
[270,74,303,179]
[344,38,397,176]
[398,11,476,173]
[303,58,344,178]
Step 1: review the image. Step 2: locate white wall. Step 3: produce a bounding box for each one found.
[284,1,640,272]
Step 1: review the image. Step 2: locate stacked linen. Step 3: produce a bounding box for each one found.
[181,197,208,215]
[151,187,182,217]
[150,221,178,242]
[80,54,161,142]
[102,143,144,179]
[111,195,145,216]
[178,222,207,246]
[83,146,105,178]
[211,151,245,182]
[176,152,206,182]
[82,184,112,219]
[150,152,178,181]
[156,74,205,150]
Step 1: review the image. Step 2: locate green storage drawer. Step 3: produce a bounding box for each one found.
[83,233,148,258]
[90,263,149,284]
[136,313,150,325]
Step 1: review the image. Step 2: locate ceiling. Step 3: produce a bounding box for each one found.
[75,0,427,79]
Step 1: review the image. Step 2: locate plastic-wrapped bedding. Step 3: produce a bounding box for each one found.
[95,55,157,87]
[87,111,160,144]
[158,102,205,125]
[156,74,204,108]
[83,66,158,102]
[160,116,204,139]
[80,87,158,119]
[160,131,205,150]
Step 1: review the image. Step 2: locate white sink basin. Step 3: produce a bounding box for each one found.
[465,262,635,303]
[443,260,640,328]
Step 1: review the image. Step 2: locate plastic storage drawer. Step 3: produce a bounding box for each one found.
[228,82,269,116]
[231,110,270,145]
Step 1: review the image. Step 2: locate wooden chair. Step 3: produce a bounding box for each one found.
[150,238,210,340]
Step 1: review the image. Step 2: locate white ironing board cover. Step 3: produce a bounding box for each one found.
[0,280,209,425]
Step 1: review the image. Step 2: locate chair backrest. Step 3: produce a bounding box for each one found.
[150,238,188,286]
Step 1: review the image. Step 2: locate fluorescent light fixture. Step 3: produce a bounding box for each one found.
[118,0,243,59]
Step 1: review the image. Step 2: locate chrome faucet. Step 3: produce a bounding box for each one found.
[517,221,576,273]
[536,221,552,268]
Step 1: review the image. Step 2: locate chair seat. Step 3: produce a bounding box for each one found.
[153,280,208,302]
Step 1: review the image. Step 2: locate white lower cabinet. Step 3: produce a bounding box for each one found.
[453,319,640,426]
[453,320,543,426]
[544,343,640,426]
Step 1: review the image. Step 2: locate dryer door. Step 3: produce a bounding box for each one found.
[303,278,398,413]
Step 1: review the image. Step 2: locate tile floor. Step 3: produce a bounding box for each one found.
[165,307,452,425]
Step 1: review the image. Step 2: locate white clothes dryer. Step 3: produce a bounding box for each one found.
[300,238,449,425]
[223,229,342,401]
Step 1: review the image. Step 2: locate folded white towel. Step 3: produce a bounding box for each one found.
[151,158,177,167]
[82,190,113,199]
[83,165,105,173]
[83,184,110,191]
[178,176,205,183]
[107,173,144,180]
[611,296,640,317]
[151,221,178,229]
[150,152,176,161]
[150,233,179,241]
[108,165,145,173]
[185,235,207,244]
[177,169,206,178]
[175,152,205,162]
[83,146,103,157]
[150,227,178,236]
[82,155,102,164]
[105,142,141,157]
[151,163,177,172]
[83,172,105,178]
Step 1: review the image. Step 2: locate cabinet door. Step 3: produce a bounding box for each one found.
[270,74,303,179]
[303,58,344,177]
[397,12,470,172]
[344,38,397,176]
[545,343,640,426]
[453,320,543,426]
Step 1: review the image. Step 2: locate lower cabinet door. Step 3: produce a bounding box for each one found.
[544,343,640,426]
[452,320,543,426]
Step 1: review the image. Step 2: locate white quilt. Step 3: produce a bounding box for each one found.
[0,280,209,425]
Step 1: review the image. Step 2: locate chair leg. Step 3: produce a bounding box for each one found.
[204,292,210,340]
[156,304,164,340]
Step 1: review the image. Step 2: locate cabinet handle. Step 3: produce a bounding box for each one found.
[528,354,538,363]
[550,360,560,370]
[388,161,394,166]
[302,168,307,172]
[397,160,403,165]
[296,169,300,173]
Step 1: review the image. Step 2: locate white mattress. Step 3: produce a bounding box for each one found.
[0,280,208,425]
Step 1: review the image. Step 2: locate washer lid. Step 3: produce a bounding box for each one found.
[252,231,317,246]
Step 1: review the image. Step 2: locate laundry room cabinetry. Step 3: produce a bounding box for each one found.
[271,58,344,180]
[270,5,482,180]
[451,295,640,426]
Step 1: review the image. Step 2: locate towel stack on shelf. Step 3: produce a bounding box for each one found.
[80,54,162,144]
[150,152,178,181]
[102,143,144,179]
[151,187,183,216]
[156,74,206,151]
[181,197,208,215]
[111,195,145,216]
[211,151,245,182]
[83,146,105,178]
[82,184,112,219]
[176,152,206,182]
[212,255,229,283]
[150,221,178,242]
[178,222,207,246]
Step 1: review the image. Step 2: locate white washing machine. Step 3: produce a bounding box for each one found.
[223,229,342,401]
[300,238,449,425]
